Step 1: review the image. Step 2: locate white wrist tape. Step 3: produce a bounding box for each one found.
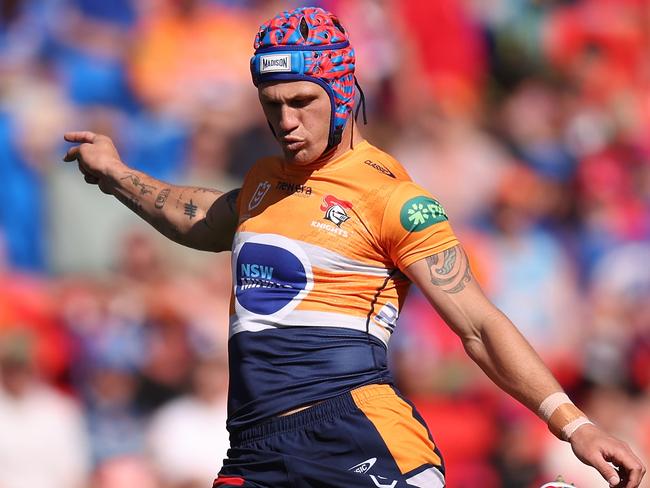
[562,417,593,440]
[538,392,571,422]
[538,392,593,440]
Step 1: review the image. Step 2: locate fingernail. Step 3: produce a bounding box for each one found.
[608,475,620,486]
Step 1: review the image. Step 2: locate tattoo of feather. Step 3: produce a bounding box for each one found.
[120,173,156,195]
[425,245,473,294]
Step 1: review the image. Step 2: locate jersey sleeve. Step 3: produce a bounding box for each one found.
[380,182,459,271]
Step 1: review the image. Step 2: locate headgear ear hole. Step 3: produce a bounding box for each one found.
[299,17,309,40]
[332,17,345,34]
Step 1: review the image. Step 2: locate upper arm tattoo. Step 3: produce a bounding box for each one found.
[425,245,473,294]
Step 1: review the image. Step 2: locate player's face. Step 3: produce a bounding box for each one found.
[258,81,331,165]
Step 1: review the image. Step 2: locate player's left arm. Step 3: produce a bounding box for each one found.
[405,245,646,488]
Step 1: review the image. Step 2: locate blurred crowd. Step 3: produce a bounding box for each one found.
[0,0,649,487]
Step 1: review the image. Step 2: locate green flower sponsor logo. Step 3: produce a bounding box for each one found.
[400,196,448,231]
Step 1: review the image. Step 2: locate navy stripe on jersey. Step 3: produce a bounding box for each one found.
[227,326,393,432]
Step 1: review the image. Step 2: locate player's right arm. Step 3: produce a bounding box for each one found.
[63,131,238,252]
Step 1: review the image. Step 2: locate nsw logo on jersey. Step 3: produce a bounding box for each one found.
[233,234,313,320]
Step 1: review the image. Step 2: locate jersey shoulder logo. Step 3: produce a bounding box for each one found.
[400,196,448,231]
[320,195,353,227]
[364,159,395,178]
[248,181,271,210]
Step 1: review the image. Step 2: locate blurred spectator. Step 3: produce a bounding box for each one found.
[147,354,229,487]
[0,330,89,488]
[583,243,650,389]
[128,0,256,119]
[91,455,158,488]
[83,339,147,467]
[483,166,583,358]
[51,0,138,110]
[391,101,513,227]
[392,0,487,117]
[0,272,72,384]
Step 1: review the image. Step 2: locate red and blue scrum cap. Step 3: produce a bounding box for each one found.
[250,7,357,150]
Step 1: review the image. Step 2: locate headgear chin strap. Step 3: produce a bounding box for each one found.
[250,7,360,152]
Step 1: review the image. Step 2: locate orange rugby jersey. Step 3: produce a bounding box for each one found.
[227,140,458,430]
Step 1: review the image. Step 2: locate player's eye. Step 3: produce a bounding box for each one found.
[290,98,313,108]
[263,100,281,110]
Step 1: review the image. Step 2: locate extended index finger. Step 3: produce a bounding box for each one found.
[63,131,97,144]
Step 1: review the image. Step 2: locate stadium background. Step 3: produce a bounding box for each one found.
[0,0,649,486]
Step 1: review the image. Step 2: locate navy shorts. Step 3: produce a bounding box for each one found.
[214,384,446,488]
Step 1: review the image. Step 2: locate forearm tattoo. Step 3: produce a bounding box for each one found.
[184,199,198,219]
[120,172,156,196]
[425,245,473,294]
[192,187,221,195]
[154,188,171,209]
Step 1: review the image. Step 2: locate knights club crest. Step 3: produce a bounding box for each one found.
[320,195,353,227]
[248,181,271,210]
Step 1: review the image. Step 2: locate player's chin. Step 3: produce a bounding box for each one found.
[283,147,316,166]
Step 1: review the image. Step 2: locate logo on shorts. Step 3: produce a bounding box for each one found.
[248,181,271,210]
[400,196,447,231]
[348,458,377,474]
[320,195,353,227]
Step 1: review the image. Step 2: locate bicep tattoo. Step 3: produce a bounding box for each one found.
[425,245,473,294]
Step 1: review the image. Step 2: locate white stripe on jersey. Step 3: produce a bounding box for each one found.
[229,310,391,345]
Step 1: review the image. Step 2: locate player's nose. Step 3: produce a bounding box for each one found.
[278,105,300,133]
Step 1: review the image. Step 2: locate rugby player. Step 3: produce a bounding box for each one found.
[63,6,646,488]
